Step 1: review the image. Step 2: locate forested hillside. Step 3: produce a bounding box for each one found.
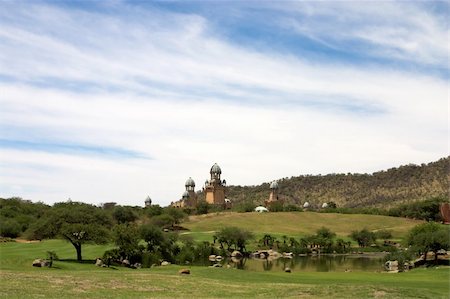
[222,157,449,208]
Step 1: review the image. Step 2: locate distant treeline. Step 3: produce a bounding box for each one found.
[223,157,449,208]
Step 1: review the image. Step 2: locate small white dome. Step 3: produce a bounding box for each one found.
[270,181,279,189]
[182,191,190,198]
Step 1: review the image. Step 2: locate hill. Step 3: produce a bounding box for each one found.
[216,157,449,208]
[183,211,423,240]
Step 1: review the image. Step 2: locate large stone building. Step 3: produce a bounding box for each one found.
[204,163,226,205]
[171,177,198,208]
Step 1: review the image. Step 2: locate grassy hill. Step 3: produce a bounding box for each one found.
[209,157,449,208]
[182,211,423,242]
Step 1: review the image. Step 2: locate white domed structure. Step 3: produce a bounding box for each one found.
[182,191,190,199]
[270,181,279,189]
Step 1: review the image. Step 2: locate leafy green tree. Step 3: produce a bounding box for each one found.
[165,207,187,226]
[140,224,165,252]
[151,214,175,228]
[112,206,138,224]
[350,228,376,247]
[407,222,450,262]
[28,202,112,261]
[145,204,163,217]
[214,226,253,252]
[112,223,141,259]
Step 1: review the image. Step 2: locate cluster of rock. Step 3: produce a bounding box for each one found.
[95,258,142,269]
[385,260,413,273]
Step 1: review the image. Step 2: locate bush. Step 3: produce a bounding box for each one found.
[375,229,393,240]
[0,219,21,238]
[233,201,256,213]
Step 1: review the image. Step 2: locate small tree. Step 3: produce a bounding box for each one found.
[350,228,376,248]
[407,222,450,263]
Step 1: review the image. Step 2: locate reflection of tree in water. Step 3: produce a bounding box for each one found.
[351,257,382,270]
[263,259,273,271]
[234,257,247,270]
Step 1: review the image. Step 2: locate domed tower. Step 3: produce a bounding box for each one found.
[268,180,279,202]
[145,196,152,207]
[204,163,226,205]
[183,177,197,207]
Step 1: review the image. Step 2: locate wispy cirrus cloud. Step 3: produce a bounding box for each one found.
[0,1,447,206]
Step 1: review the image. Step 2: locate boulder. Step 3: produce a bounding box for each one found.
[210,263,222,268]
[215,255,223,261]
[208,255,216,261]
[284,267,291,273]
[231,251,242,258]
[95,258,103,267]
[32,259,43,267]
[161,261,170,266]
[178,268,190,275]
[131,263,142,269]
[122,259,130,267]
[259,253,266,259]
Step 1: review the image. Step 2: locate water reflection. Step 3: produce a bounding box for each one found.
[201,254,385,272]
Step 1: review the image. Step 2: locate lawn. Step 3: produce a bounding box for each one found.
[183,211,423,240]
[1,238,449,298]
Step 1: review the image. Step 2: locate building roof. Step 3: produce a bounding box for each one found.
[182,190,190,198]
[210,163,222,174]
[185,177,195,187]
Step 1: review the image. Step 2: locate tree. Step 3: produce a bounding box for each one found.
[112,206,138,224]
[350,228,376,248]
[112,223,141,259]
[195,201,210,215]
[140,224,165,252]
[165,207,187,227]
[28,202,112,262]
[214,226,253,252]
[407,222,450,263]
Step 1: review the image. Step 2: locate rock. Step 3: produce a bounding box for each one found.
[130,263,142,269]
[32,259,49,267]
[226,264,232,269]
[231,257,241,263]
[231,251,242,258]
[259,253,266,259]
[161,261,170,266]
[32,259,43,267]
[282,252,293,258]
[284,267,291,273]
[208,255,216,261]
[210,263,222,268]
[179,268,190,275]
[95,258,103,267]
[122,259,130,267]
[215,255,223,261]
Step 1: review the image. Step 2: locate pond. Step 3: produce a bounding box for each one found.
[196,254,386,272]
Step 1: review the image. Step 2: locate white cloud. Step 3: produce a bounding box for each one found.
[0,2,447,206]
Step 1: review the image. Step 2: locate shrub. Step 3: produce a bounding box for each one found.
[0,219,21,238]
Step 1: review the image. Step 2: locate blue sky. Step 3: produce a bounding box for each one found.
[0,0,448,206]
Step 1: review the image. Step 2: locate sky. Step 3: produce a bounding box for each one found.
[0,0,448,207]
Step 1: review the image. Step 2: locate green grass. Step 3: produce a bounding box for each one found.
[183,211,423,239]
[0,214,447,298]
[1,258,449,298]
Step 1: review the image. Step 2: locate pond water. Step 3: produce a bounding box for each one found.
[196,254,386,272]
